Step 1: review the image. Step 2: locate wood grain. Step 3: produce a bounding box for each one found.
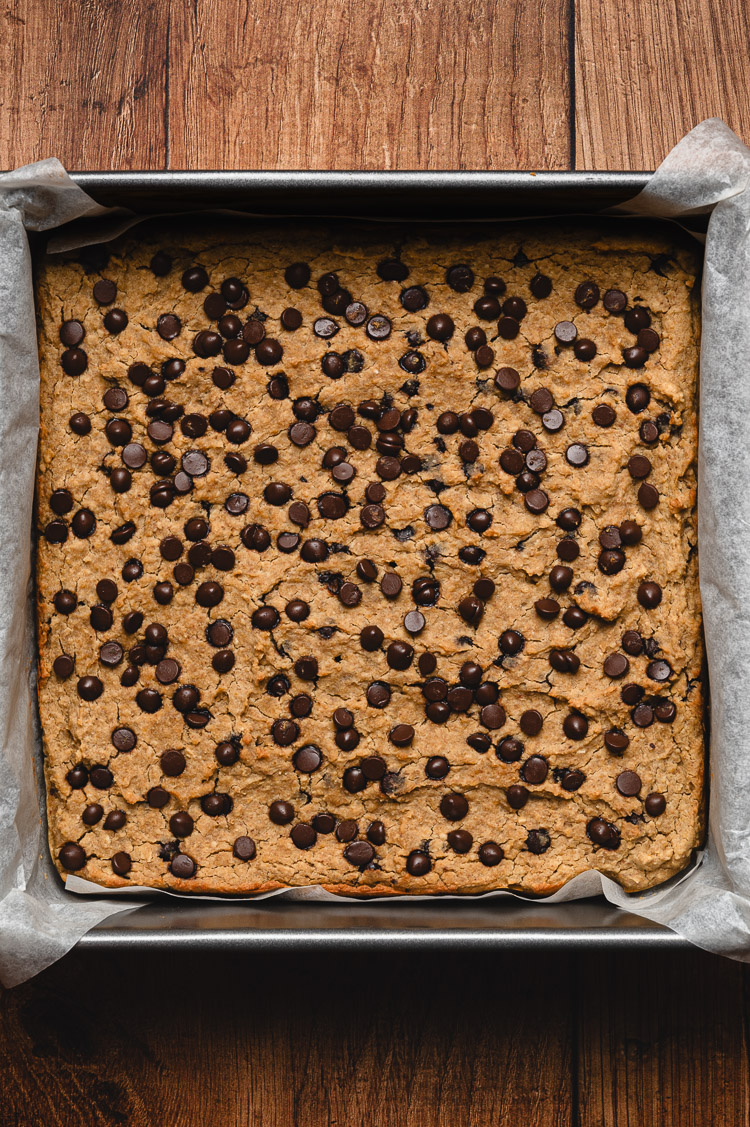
[0,0,168,170]
[0,0,574,173]
[577,952,750,1126]
[575,0,750,168]
[0,949,574,1127]
[140,0,569,170]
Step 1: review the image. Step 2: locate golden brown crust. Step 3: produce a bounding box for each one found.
[36,219,704,897]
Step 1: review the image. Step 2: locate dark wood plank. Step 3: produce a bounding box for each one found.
[577,950,750,1126]
[0,0,168,171]
[0,949,575,1126]
[575,0,750,168]
[167,0,572,170]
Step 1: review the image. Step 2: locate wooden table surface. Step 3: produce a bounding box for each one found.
[2,1,750,1124]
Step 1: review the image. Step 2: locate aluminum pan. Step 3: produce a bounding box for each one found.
[69,170,652,217]
[77,897,683,949]
[62,169,684,948]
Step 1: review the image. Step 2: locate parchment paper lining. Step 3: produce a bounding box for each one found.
[1,119,747,985]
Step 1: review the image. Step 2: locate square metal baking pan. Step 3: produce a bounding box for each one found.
[61,169,689,950]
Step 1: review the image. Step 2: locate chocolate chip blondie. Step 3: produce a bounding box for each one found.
[36,219,704,895]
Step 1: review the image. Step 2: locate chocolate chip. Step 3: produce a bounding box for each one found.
[440,793,468,821]
[494,367,520,394]
[626,383,650,413]
[106,418,133,447]
[598,549,626,575]
[500,448,524,475]
[289,422,316,448]
[61,348,88,377]
[309,315,340,343]
[549,565,573,592]
[239,523,269,555]
[401,286,428,312]
[603,653,629,678]
[459,546,485,565]
[380,573,402,601]
[242,319,265,345]
[497,316,520,339]
[195,581,224,608]
[555,320,577,344]
[605,729,629,755]
[566,444,589,467]
[366,681,391,708]
[250,338,281,367]
[529,271,552,298]
[386,640,414,670]
[644,792,667,817]
[60,319,85,347]
[529,388,554,414]
[521,755,548,784]
[467,509,492,533]
[287,823,316,851]
[251,605,279,630]
[447,830,473,854]
[155,658,181,685]
[480,703,506,729]
[518,709,542,737]
[628,455,652,480]
[638,581,662,608]
[619,520,642,545]
[603,289,627,313]
[341,841,373,868]
[524,488,552,520]
[211,650,234,674]
[405,850,431,876]
[44,520,67,543]
[575,281,600,309]
[474,295,501,320]
[265,802,293,829]
[534,598,560,620]
[53,654,75,679]
[639,420,660,444]
[458,596,483,625]
[572,336,597,362]
[99,640,123,666]
[477,841,503,866]
[526,829,551,854]
[647,659,672,681]
[103,308,128,334]
[446,263,474,291]
[426,314,454,341]
[337,582,360,607]
[468,344,492,371]
[615,770,641,797]
[621,683,644,706]
[284,261,311,288]
[549,649,580,674]
[77,675,104,701]
[53,589,76,616]
[563,713,588,740]
[623,346,648,369]
[587,818,621,849]
[169,854,196,879]
[71,509,96,539]
[300,538,329,563]
[496,630,522,658]
[638,327,660,353]
[59,842,87,871]
[472,578,494,603]
[638,483,659,510]
[276,306,302,333]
